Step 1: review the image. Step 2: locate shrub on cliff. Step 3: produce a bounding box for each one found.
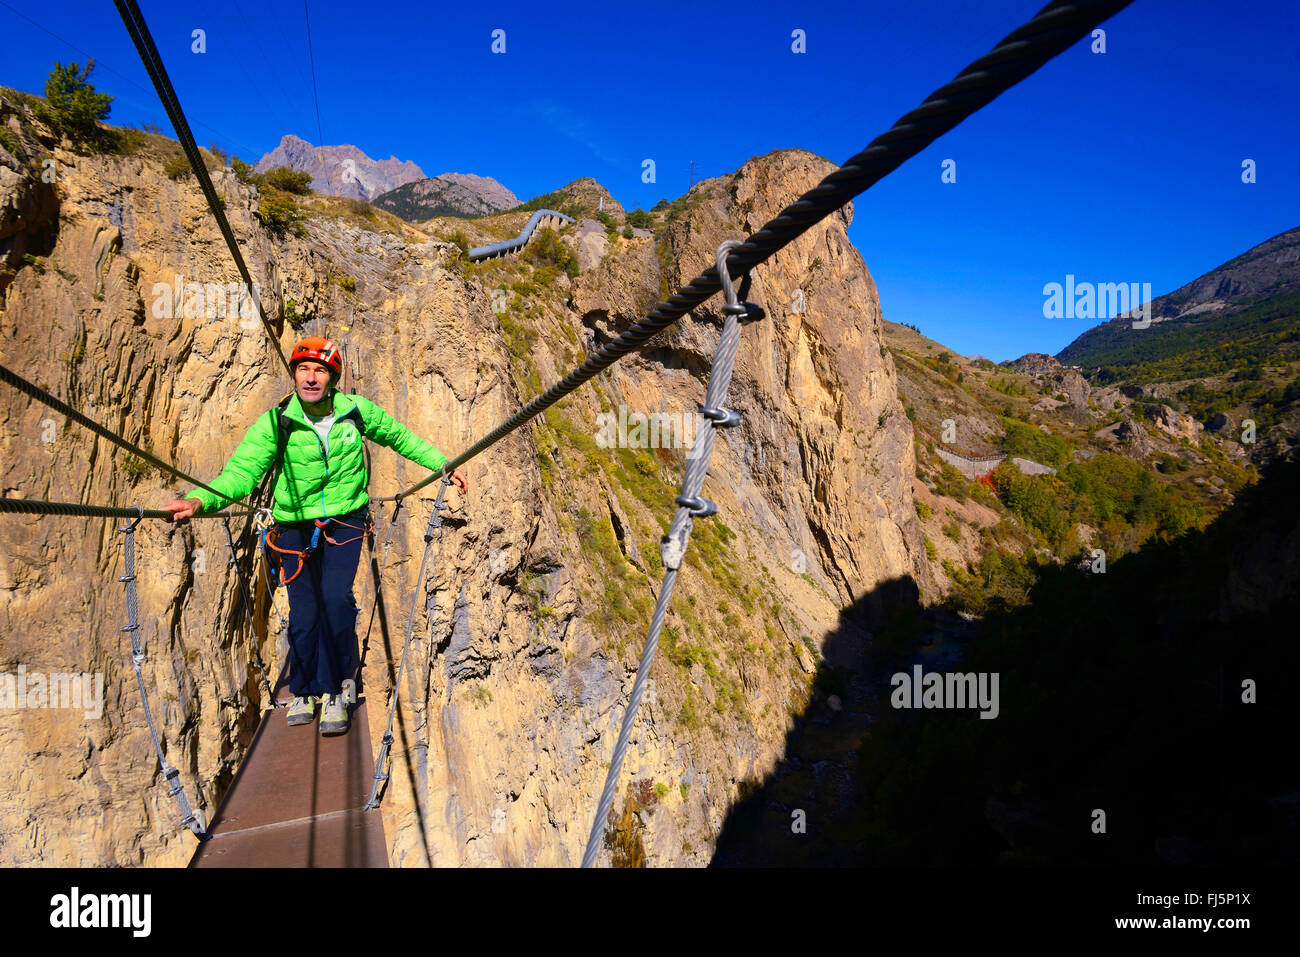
[523,227,578,278]
[257,189,307,237]
[163,155,191,180]
[262,166,313,194]
[230,155,263,186]
[625,208,654,228]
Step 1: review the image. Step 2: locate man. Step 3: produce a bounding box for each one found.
[163,337,467,736]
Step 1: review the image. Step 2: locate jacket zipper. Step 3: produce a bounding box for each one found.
[311,425,330,522]
[299,405,357,521]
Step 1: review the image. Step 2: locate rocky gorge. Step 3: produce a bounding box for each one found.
[0,92,930,866]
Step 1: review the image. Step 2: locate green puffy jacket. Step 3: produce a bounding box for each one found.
[187,390,449,521]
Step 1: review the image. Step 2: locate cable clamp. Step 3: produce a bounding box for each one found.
[699,405,741,428]
[675,495,717,518]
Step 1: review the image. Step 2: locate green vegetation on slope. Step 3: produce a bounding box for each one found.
[1058,291,1300,383]
[989,451,1217,555]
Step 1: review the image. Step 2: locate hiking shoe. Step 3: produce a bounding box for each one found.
[319,693,350,736]
[287,695,316,726]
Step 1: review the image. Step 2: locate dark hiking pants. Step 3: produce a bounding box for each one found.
[273,505,368,698]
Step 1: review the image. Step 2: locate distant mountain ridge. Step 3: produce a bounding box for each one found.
[253,133,425,201]
[372,173,520,221]
[1057,227,1300,370]
[1148,227,1300,320]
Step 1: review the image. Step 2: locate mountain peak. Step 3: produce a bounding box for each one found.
[253,135,426,201]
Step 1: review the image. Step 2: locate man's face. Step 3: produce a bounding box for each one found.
[294,361,333,403]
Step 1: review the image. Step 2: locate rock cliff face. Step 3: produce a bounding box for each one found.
[1002,353,1061,377]
[1003,353,1091,419]
[0,99,925,868]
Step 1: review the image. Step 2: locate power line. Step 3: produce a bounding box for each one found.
[229,0,302,147]
[112,0,292,379]
[302,0,324,146]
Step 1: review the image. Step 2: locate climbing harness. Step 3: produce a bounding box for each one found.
[261,522,311,587]
[259,510,376,586]
[118,506,208,839]
[313,513,375,548]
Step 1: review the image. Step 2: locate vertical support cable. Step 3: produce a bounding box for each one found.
[581,241,761,867]
[364,476,453,810]
[359,499,404,671]
[118,506,208,839]
[220,516,277,706]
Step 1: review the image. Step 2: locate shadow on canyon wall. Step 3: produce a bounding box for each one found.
[711,450,1300,866]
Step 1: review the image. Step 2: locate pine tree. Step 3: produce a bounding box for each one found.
[44,59,113,144]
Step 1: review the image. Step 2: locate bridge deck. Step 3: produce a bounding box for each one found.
[190,670,388,868]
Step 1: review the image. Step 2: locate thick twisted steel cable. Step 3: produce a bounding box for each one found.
[0,363,255,511]
[111,0,292,379]
[579,0,1133,866]
[0,499,254,519]
[0,499,170,519]
[383,0,1135,505]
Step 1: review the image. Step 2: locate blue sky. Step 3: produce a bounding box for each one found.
[2,0,1297,361]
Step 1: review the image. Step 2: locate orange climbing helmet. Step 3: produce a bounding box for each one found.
[289,337,342,381]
